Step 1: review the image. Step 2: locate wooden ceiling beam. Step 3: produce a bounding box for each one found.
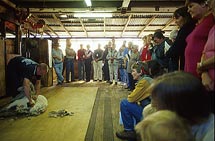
[2,0,16,9]
[121,14,132,37]
[162,18,174,30]
[43,31,52,38]
[44,23,58,37]
[13,1,184,9]
[32,15,56,38]
[104,17,106,37]
[79,18,88,37]
[137,15,156,37]
[52,14,72,37]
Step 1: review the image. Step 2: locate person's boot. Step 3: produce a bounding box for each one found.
[116,130,136,140]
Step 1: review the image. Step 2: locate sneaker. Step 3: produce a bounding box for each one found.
[128,89,132,91]
[116,130,136,140]
[57,82,62,85]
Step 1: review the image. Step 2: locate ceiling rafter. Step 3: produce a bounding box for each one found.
[2,0,186,38]
[43,30,52,37]
[162,18,175,30]
[44,25,56,37]
[52,14,72,37]
[13,1,185,9]
[104,17,106,37]
[79,18,88,37]
[32,15,55,38]
[138,15,157,37]
[43,18,58,37]
[121,14,132,37]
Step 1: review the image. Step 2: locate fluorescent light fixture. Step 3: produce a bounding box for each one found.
[74,13,112,18]
[74,7,117,13]
[85,0,92,7]
[59,14,67,18]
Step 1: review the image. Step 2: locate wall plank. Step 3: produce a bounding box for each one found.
[0,38,6,97]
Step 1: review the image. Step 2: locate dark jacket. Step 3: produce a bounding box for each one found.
[166,21,196,70]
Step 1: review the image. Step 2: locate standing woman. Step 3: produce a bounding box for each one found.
[140,35,152,62]
[185,0,215,77]
[166,6,196,71]
[106,43,118,84]
[196,0,215,113]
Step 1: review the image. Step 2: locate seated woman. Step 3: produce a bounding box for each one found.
[115,60,164,140]
[147,71,214,141]
[135,110,194,141]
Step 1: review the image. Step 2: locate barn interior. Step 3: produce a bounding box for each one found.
[0,0,185,141]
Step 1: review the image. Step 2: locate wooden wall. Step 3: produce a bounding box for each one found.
[38,39,53,87]
[27,39,53,87]
[0,38,54,97]
[0,38,6,97]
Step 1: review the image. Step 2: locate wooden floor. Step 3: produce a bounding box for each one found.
[0,80,130,141]
[68,80,129,141]
[81,81,129,141]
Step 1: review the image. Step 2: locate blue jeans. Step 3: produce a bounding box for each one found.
[120,98,151,131]
[53,62,64,83]
[119,68,127,83]
[125,72,129,87]
[78,60,85,80]
[65,58,74,81]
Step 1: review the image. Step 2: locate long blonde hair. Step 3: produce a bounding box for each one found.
[135,110,194,141]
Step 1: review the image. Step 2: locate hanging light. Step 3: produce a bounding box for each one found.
[74,13,112,18]
[84,0,92,7]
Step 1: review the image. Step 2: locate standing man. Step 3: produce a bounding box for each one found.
[84,44,93,82]
[77,44,85,81]
[93,43,103,81]
[52,40,64,85]
[6,56,48,106]
[102,44,110,82]
[65,39,76,83]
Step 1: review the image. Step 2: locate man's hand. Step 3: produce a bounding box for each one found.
[201,72,214,91]
[196,62,203,74]
[28,100,35,107]
[32,95,38,100]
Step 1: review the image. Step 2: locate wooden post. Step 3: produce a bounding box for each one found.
[0,37,6,96]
